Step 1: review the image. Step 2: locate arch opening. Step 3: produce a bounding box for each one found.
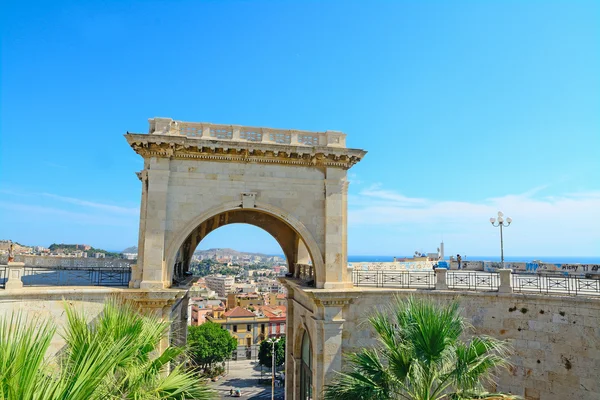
[167,206,318,287]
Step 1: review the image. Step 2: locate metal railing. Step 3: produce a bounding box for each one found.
[353,270,435,289]
[513,273,600,296]
[22,266,131,287]
[351,270,600,297]
[0,265,7,289]
[447,271,499,291]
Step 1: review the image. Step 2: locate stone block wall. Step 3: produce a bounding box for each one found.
[343,290,600,400]
[0,287,188,359]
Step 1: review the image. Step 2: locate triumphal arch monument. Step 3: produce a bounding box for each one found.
[126,118,365,291]
[126,117,366,398]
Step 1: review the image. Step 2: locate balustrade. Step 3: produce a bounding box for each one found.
[149,118,346,148]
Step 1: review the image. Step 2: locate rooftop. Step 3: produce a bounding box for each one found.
[223,306,256,318]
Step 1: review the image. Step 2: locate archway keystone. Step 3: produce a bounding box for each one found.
[126,117,366,290]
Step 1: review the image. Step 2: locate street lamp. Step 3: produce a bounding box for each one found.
[266,337,280,400]
[489,211,512,269]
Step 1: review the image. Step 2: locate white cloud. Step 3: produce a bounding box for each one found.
[40,193,139,215]
[348,185,600,257]
[0,202,135,227]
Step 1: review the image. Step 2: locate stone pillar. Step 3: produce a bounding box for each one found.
[285,293,296,400]
[5,262,24,290]
[139,158,171,289]
[435,268,448,290]
[313,299,350,397]
[498,269,513,293]
[323,168,352,289]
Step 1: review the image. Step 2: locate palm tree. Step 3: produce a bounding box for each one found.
[0,297,215,400]
[324,296,517,400]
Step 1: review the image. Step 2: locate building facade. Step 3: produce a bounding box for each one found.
[205,275,234,297]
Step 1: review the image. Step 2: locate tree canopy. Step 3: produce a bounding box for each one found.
[188,322,237,369]
[0,297,214,400]
[324,296,515,400]
[258,336,286,369]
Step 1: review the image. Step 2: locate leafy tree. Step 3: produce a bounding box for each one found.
[0,297,214,400]
[188,322,237,370]
[324,296,515,400]
[258,336,286,369]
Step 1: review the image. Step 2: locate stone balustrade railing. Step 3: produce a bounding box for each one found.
[294,263,314,283]
[148,117,347,148]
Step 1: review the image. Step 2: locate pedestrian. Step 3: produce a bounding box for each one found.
[457,254,462,270]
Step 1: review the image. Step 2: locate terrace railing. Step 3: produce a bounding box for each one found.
[353,270,435,289]
[351,269,600,297]
[0,265,7,289]
[22,265,131,287]
[513,273,600,296]
[447,271,500,291]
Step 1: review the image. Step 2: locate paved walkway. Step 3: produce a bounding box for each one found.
[207,359,284,400]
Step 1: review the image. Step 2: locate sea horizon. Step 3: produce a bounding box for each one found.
[347,255,600,264]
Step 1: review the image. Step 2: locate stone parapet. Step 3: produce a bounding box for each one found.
[282,277,600,400]
[147,117,348,148]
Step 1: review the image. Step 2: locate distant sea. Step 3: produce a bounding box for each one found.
[348,255,600,264]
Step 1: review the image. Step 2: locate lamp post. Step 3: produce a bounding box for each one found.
[490,211,512,269]
[266,337,280,400]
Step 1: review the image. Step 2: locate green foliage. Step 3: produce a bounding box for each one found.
[47,243,121,258]
[258,337,286,369]
[324,296,516,400]
[0,298,215,400]
[188,322,237,370]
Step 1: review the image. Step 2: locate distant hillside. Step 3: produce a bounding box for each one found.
[122,246,138,253]
[194,248,277,258]
[0,240,31,252]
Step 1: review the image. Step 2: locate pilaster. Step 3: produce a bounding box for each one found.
[139,158,171,289]
[322,168,352,289]
[312,296,354,396]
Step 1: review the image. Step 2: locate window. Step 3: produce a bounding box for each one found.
[261,324,265,333]
[233,325,237,333]
[300,331,312,400]
[247,324,251,332]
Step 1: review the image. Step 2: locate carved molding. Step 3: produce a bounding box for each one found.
[318,298,354,307]
[125,134,366,169]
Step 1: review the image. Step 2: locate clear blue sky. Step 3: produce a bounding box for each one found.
[1,0,599,257]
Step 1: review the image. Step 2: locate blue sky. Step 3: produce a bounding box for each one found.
[1,0,599,257]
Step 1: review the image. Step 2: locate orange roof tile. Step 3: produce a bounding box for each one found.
[223,306,256,318]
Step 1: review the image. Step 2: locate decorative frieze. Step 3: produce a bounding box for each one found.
[125,134,365,169]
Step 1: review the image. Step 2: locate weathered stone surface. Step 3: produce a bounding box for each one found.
[126,118,366,290]
[282,279,600,400]
[0,287,187,358]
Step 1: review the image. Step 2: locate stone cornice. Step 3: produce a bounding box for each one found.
[125,133,366,169]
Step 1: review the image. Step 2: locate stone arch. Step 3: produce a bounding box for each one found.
[164,201,324,287]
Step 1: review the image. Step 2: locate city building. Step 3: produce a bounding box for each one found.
[122,252,138,260]
[227,292,265,309]
[259,305,286,338]
[205,274,235,297]
[268,293,287,307]
[206,306,269,359]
